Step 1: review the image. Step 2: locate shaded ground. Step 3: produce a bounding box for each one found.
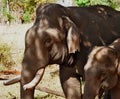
[0,23,65,99]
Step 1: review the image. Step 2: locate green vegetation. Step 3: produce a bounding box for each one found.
[0,42,15,70]
[1,0,56,23]
[75,0,120,10]
[1,0,120,24]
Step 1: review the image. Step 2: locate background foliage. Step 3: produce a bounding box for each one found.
[0,42,15,70]
[1,0,56,23]
[75,0,120,10]
[0,0,120,24]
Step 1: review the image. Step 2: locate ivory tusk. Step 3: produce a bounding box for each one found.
[3,75,21,85]
[23,68,45,90]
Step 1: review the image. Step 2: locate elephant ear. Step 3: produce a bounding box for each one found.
[63,16,80,54]
[116,59,120,76]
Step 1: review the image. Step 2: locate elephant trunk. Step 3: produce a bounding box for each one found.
[83,81,99,99]
[23,68,45,90]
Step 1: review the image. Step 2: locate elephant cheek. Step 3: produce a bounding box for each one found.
[102,74,118,90]
[50,45,67,64]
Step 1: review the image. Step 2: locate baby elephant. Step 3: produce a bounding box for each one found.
[84,38,120,99]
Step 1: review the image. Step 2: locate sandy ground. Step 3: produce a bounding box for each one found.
[0,23,64,99]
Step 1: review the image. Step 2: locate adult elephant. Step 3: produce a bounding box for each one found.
[84,38,120,99]
[4,3,120,99]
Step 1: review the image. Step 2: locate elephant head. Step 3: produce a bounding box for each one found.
[21,3,80,99]
[26,4,80,66]
[83,38,120,99]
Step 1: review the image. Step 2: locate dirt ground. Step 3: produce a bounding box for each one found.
[0,65,64,99]
[0,23,65,99]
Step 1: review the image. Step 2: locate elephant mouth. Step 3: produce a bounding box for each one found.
[49,47,68,64]
[100,74,118,91]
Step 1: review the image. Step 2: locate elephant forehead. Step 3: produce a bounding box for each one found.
[84,46,110,71]
[39,18,49,28]
[45,28,61,40]
[37,27,62,41]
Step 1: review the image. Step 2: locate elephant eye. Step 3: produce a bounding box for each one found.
[45,37,52,47]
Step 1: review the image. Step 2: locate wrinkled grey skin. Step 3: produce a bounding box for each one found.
[84,38,120,99]
[21,3,120,99]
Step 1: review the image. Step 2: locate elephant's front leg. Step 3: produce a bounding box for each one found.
[60,66,82,99]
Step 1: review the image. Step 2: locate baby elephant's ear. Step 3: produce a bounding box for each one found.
[62,16,80,54]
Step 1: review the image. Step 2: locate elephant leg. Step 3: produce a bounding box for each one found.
[59,66,81,99]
